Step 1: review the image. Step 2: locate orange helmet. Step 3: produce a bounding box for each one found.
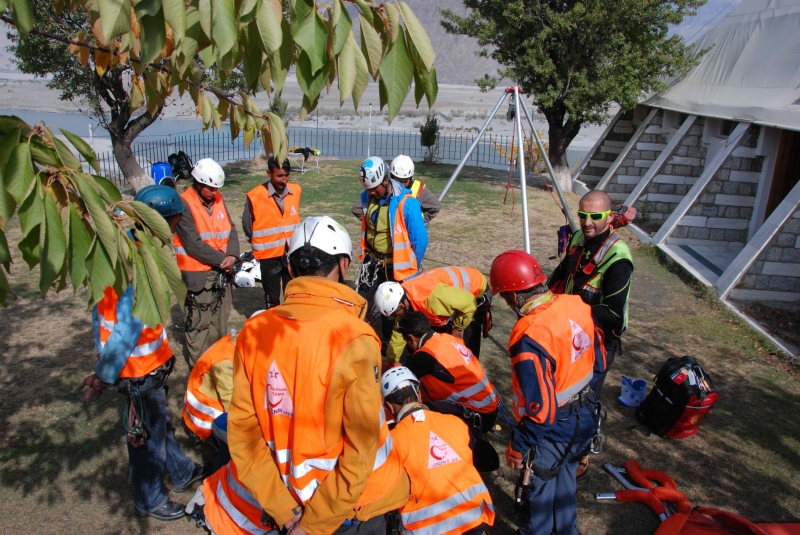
[489,250,546,293]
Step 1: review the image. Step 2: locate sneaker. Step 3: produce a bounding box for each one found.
[135,500,186,521]
[173,462,213,493]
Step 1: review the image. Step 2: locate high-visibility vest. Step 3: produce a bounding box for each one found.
[394,409,495,535]
[201,461,273,535]
[246,184,302,260]
[416,333,498,414]
[183,334,234,440]
[174,186,232,272]
[401,266,485,327]
[508,294,600,424]
[237,306,404,507]
[409,181,424,217]
[96,286,172,379]
[557,230,633,331]
[360,195,419,281]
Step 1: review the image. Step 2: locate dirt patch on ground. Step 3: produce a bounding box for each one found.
[2,161,799,534]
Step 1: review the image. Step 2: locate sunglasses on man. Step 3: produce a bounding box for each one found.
[577,209,612,221]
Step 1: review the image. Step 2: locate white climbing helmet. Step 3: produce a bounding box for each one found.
[390,155,414,180]
[288,216,353,260]
[360,156,388,189]
[233,270,256,288]
[191,158,225,188]
[381,366,420,399]
[375,281,406,316]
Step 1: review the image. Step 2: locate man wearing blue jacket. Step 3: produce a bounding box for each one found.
[352,156,428,352]
[77,186,209,522]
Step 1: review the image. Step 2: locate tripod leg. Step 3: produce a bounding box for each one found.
[513,88,532,254]
[438,91,509,202]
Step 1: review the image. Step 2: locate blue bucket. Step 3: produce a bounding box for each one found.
[151,162,171,184]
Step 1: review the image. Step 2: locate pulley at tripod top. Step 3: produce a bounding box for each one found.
[506,96,516,122]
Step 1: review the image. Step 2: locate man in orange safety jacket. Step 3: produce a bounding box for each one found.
[228,216,409,535]
[490,250,605,535]
[380,367,495,535]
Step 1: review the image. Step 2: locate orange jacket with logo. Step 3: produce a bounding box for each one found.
[183,333,235,440]
[416,333,498,414]
[360,194,419,280]
[201,461,272,535]
[392,406,495,535]
[401,267,485,327]
[229,277,409,535]
[96,287,172,378]
[246,184,302,260]
[508,294,605,425]
[174,187,232,272]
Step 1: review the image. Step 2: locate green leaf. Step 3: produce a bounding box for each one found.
[17,177,43,239]
[255,0,282,53]
[85,237,116,308]
[67,203,92,289]
[139,10,167,66]
[332,0,352,56]
[267,112,287,162]
[59,128,100,173]
[296,51,330,105]
[0,126,21,169]
[202,95,213,131]
[92,175,123,204]
[290,0,314,33]
[136,230,169,324]
[48,131,82,171]
[156,241,187,306]
[360,15,382,80]
[299,94,319,123]
[338,32,356,105]
[144,73,163,117]
[0,115,27,134]
[198,0,212,41]
[0,264,8,305]
[213,0,238,61]
[135,0,161,17]
[399,1,435,73]
[9,0,34,38]
[385,3,400,43]
[131,243,162,327]
[352,35,369,109]
[0,179,14,227]
[0,227,9,266]
[269,17,294,92]
[242,24,263,91]
[379,30,414,123]
[72,173,118,267]
[39,193,66,295]
[352,0,374,26]
[4,142,34,204]
[293,9,327,75]
[18,224,39,269]
[99,0,131,42]
[129,200,173,246]
[414,65,438,109]
[29,137,61,168]
[379,76,387,111]
[163,0,185,40]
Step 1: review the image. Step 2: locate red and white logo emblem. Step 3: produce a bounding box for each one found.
[290,206,297,216]
[394,223,403,235]
[428,431,461,468]
[265,361,294,417]
[450,341,472,365]
[569,319,592,362]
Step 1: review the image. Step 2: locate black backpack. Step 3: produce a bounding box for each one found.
[635,356,719,439]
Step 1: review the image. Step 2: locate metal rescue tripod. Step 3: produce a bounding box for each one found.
[437,86,577,253]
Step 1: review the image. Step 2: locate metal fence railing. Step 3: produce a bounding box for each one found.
[95,126,517,186]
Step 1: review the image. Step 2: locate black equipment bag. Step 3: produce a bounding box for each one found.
[635,356,719,439]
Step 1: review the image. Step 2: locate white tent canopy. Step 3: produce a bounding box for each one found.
[642,0,800,131]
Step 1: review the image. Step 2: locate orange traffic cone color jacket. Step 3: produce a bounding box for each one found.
[174,186,232,272]
[246,183,302,260]
[200,461,271,535]
[229,277,409,535]
[392,406,495,535]
[183,334,235,440]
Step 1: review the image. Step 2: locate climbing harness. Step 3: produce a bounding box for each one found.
[355,254,384,294]
[124,382,148,447]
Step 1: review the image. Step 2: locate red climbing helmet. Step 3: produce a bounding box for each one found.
[489,250,547,293]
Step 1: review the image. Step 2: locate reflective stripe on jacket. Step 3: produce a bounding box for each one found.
[508,294,604,424]
[417,333,498,414]
[246,184,302,260]
[174,187,232,272]
[183,334,235,440]
[393,409,495,535]
[240,285,403,507]
[360,195,419,280]
[201,461,276,535]
[96,286,172,378]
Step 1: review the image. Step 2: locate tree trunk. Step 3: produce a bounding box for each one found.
[112,138,151,192]
[545,114,583,194]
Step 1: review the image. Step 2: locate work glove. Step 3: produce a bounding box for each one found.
[77,373,108,402]
[505,443,524,470]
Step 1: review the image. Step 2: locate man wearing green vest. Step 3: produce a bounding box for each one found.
[549,190,633,480]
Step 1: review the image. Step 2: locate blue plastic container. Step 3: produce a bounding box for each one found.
[151,162,171,184]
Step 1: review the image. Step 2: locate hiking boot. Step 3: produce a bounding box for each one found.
[173,462,213,493]
[135,500,186,521]
[576,455,590,481]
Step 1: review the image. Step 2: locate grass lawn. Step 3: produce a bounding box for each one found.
[1,158,799,534]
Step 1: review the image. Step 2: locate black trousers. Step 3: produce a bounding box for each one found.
[260,257,291,310]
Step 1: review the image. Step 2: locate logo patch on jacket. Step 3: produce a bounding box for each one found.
[569,319,592,363]
[451,341,472,365]
[394,223,403,235]
[290,206,297,216]
[265,361,294,417]
[428,431,461,468]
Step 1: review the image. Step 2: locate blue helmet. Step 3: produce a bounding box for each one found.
[133,185,182,218]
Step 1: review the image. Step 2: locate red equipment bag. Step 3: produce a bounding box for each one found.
[636,356,719,439]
